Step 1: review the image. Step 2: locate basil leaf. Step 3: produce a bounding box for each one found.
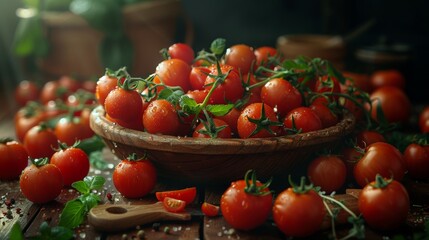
[9,222,24,240]
[206,104,234,116]
[77,135,105,155]
[84,175,106,191]
[71,180,90,194]
[58,200,86,228]
[210,38,226,56]
[179,95,201,115]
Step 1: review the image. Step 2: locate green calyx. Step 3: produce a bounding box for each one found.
[243,170,272,196]
[31,157,50,168]
[247,103,283,137]
[370,174,393,189]
[289,175,316,194]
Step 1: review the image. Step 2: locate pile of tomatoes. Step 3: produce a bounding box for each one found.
[1,75,99,203]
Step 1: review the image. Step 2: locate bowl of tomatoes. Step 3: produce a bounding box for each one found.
[90,106,355,185]
[89,39,360,186]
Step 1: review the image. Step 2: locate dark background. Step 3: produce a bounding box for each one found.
[1,0,429,107]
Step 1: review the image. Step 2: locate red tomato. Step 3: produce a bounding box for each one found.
[155,58,192,93]
[50,145,90,186]
[283,107,323,134]
[201,202,219,217]
[189,66,210,90]
[14,80,40,106]
[0,139,29,180]
[314,75,341,102]
[155,187,197,205]
[403,143,429,180]
[143,99,180,135]
[358,175,410,231]
[220,171,273,230]
[39,80,69,104]
[81,80,97,93]
[273,181,326,237]
[217,107,240,136]
[254,46,278,69]
[20,158,63,203]
[309,98,339,128]
[113,156,157,198]
[225,44,256,75]
[168,43,195,65]
[23,124,58,159]
[58,76,81,93]
[307,155,347,193]
[14,105,46,142]
[204,64,244,104]
[369,86,411,124]
[260,78,302,118]
[370,69,405,91]
[237,103,281,138]
[192,118,231,138]
[163,197,186,213]
[95,74,118,107]
[354,142,405,187]
[341,71,371,93]
[185,89,208,104]
[355,130,386,149]
[105,87,143,124]
[341,146,363,183]
[418,106,429,133]
[54,116,95,146]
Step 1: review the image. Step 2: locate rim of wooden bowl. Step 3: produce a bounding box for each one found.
[90,106,356,155]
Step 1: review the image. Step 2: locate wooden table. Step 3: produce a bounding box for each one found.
[1,107,428,240]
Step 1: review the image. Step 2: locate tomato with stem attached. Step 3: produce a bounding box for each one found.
[237,103,282,138]
[20,158,63,203]
[50,142,90,186]
[283,107,323,134]
[358,174,410,231]
[204,64,244,104]
[220,170,273,231]
[0,138,29,180]
[273,176,326,237]
[54,115,95,146]
[113,154,157,198]
[193,118,231,138]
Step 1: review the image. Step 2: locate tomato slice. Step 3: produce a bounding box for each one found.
[163,197,186,213]
[201,202,219,217]
[155,187,197,204]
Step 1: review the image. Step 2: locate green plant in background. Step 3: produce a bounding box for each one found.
[13,0,149,76]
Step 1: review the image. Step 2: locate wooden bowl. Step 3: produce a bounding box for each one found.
[90,106,355,186]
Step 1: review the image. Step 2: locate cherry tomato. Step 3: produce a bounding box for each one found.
[54,116,95,146]
[20,158,63,204]
[418,106,429,133]
[105,86,143,124]
[168,42,195,65]
[113,156,157,198]
[23,124,58,159]
[39,80,69,104]
[354,142,405,187]
[163,197,186,213]
[0,139,29,180]
[50,144,90,186]
[155,58,192,93]
[193,118,231,138]
[370,69,405,91]
[272,178,326,237]
[14,105,46,142]
[283,107,323,134]
[204,64,244,104]
[220,170,272,231]
[358,175,410,231]
[155,187,197,205]
[225,44,256,75]
[355,130,386,149]
[81,79,97,93]
[341,71,371,93]
[237,103,281,138]
[309,97,339,128]
[143,99,180,135]
[217,107,240,136]
[189,66,210,90]
[260,78,302,118]
[403,143,429,180]
[14,80,40,106]
[369,86,411,124]
[201,202,219,217]
[95,74,118,107]
[307,155,346,193]
[254,46,278,69]
[314,75,341,102]
[58,76,81,93]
